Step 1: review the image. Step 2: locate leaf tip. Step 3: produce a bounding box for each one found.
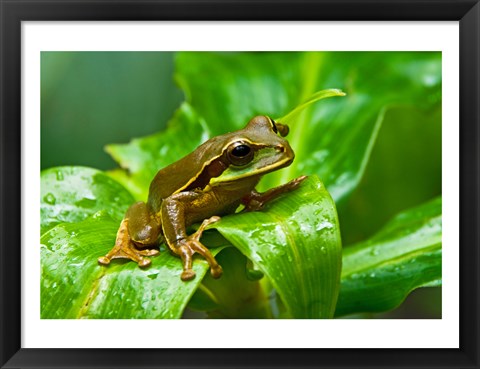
[331,88,347,97]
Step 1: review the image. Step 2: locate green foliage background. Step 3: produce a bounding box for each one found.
[41,51,442,319]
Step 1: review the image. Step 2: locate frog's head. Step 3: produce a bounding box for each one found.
[208,115,295,184]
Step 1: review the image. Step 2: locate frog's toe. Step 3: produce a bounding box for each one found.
[207,215,221,224]
[99,243,157,268]
[291,175,308,187]
[210,265,223,279]
[181,269,196,281]
[137,258,151,268]
[97,256,111,265]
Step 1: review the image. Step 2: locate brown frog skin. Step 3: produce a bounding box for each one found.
[98,116,307,281]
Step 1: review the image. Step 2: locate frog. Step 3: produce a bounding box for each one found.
[98,115,307,281]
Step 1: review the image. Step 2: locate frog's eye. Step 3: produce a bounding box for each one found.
[227,142,254,166]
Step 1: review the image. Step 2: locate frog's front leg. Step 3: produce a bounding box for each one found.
[98,202,161,268]
[161,191,223,281]
[242,175,308,211]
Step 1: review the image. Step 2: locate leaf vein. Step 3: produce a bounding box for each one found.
[77,268,106,318]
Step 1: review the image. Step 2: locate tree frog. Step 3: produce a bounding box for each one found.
[98,116,307,281]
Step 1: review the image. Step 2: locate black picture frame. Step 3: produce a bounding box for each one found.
[1,1,479,368]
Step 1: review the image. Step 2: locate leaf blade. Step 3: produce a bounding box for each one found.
[335,197,442,316]
[41,166,135,235]
[212,176,342,318]
[41,213,227,319]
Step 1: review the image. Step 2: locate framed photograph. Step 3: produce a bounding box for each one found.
[1,1,479,368]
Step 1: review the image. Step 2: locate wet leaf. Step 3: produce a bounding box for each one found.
[335,197,442,316]
[41,166,134,235]
[212,176,342,318]
[40,175,339,319]
[41,212,226,319]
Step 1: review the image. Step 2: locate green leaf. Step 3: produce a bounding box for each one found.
[335,197,442,317]
[106,103,209,201]
[174,52,441,202]
[40,165,228,319]
[41,172,340,319]
[276,88,346,125]
[212,176,342,318]
[174,52,307,132]
[41,166,134,235]
[41,212,226,319]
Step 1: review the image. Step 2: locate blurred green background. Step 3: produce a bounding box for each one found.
[41,52,441,318]
[41,52,183,170]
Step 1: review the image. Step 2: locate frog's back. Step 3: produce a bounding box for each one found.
[146,137,225,212]
[146,160,194,211]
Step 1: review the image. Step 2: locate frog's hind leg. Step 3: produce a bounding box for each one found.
[98,219,151,267]
[97,218,153,267]
[98,202,160,268]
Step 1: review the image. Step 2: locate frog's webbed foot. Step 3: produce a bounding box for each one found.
[175,216,223,281]
[98,219,160,268]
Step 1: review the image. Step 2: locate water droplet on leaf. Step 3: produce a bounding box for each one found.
[43,193,56,205]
